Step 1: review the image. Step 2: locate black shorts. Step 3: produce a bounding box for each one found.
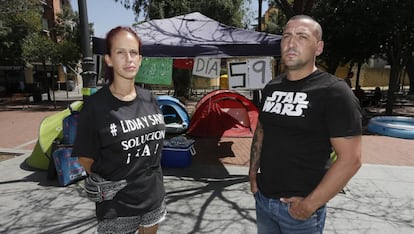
[97,199,167,233]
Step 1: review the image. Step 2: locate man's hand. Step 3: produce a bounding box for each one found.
[249,174,258,194]
[280,197,315,220]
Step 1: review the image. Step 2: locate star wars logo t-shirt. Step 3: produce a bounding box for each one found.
[257,70,362,199]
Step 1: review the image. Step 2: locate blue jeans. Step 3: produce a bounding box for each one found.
[254,190,326,234]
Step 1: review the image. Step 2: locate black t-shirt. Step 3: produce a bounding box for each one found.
[257,70,362,199]
[72,85,166,219]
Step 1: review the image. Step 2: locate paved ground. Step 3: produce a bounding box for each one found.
[1,89,414,233]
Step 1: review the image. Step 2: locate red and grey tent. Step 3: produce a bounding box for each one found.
[187,90,258,138]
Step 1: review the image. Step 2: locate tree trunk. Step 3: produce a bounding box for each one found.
[385,64,401,115]
[42,62,52,102]
[172,68,191,99]
[355,62,362,88]
[406,55,414,95]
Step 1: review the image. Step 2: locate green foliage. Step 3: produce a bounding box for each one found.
[0,1,82,67]
[22,33,57,65]
[312,0,385,73]
[273,0,414,114]
[53,4,80,42]
[56,40,81,66]
[270,0,311,18]
[114,0,246,27]
[375,0,414,114]
[53,5,82,67]
[0,0,42,65]
[263,9,287,34]
[189,1,246,27]
[379,0,414,67]
[148,0,191,19]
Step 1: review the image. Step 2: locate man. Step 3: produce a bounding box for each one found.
[249,15,362,234]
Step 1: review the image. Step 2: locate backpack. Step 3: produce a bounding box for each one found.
[47,105,87,186]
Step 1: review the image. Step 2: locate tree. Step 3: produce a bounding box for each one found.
[53,5,80,42]
[273,0,414,114]
[407,55,414,96]
[56,40,81,67]
[53,4,82,68]
[22,33,79,104]
[269,0,315,19]
[267,1,381,77]
[378,0,414,114]
[264,0,320,41]
[114,0,246,27]
[0,0,42,65]
[262,7,287,34]
[312,0,385,77]
[0,0,82,67]
[22,33,59,101]
[22,33,57,66]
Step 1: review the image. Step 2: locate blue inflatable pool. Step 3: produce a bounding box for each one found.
[367,116,414,139]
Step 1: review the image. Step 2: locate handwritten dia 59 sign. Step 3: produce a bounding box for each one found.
[227,57,272,90]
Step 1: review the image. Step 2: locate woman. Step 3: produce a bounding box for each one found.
[72,26,166,234]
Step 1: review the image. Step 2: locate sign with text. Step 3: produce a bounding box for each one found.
[136,58,173,85]
[192,57,221,78]
[227,57,272,90]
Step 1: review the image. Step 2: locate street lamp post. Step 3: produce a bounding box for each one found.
[78,0,96,98]
[253,0,264,107]
[258,0,263,32]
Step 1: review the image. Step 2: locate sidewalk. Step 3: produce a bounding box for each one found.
[0,154,413,234]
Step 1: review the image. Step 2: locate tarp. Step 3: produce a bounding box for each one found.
[157,95,190,134]
[187,90,259,137]
[93,12,281,58]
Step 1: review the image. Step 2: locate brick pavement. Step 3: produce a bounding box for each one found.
[192,137,252,166]
[191,134,414,167]
[0,100,71,152]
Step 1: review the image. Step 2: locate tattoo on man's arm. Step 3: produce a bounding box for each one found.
[250,123,263,172]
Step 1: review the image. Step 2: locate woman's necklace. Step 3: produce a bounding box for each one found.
[110,85,136,101]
